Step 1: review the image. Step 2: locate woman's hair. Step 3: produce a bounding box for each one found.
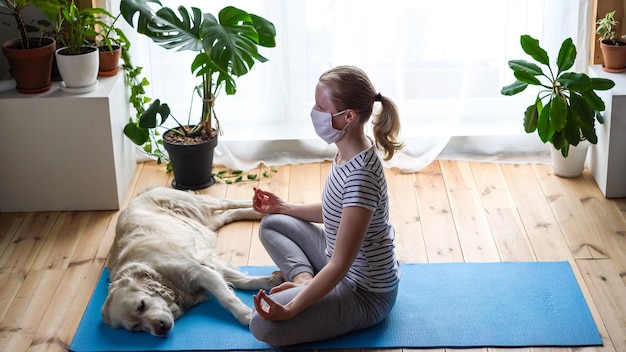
[318,65,403,160]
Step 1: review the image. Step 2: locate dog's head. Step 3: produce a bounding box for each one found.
[101,263,182,337]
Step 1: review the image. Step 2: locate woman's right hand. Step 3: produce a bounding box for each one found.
[253,187,283,214]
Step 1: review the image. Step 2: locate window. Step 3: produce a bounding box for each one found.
[111,0,591,171]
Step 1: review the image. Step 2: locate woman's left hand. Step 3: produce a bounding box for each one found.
[253,289,294,321]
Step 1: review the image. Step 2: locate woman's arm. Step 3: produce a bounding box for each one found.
[254,205,373,320]
[281,203,323,223]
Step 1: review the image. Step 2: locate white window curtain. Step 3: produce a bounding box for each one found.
[104,0,592,172]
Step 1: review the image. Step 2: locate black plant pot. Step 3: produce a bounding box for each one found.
[163,131,218,190]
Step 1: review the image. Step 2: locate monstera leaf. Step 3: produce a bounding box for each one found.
[120,0,275,94]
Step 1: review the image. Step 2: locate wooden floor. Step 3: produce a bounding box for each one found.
[1,160,625,352]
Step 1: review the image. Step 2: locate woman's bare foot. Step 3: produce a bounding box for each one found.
[291,272,314,285]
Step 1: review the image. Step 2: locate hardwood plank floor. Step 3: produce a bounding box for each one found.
[0,160,625,352]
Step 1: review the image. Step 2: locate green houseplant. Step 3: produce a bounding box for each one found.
[119,0,276,190]
[95,13,129,75]
[501,35,615,177]
[0,0,60,92]
[53,0,115,91]
[595,10,626,72]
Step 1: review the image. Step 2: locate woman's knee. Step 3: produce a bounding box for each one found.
[258,213,291,243]
[249,314,283,347]
[258,214,278,244]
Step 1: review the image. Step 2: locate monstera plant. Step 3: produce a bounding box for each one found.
[119,0,276,190]
[501,35,615,158]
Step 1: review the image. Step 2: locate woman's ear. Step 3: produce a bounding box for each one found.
[345,109,357,123]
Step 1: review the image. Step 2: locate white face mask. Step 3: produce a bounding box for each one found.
[310,108,349,144]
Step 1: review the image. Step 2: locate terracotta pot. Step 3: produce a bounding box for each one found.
[1,37,56,93]
[599,41,626,73]
[98,45,121,76]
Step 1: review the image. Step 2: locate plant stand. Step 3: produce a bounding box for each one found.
[0,73,136,212]
[588,65,626,198]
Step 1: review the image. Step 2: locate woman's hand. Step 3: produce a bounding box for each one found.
[252,187,284,214]
[253,289,295,321]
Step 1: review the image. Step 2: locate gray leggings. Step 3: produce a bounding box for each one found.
[249,214,398,347]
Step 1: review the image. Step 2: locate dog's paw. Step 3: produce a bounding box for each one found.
[235,306,253,326]
[264,271,286,290]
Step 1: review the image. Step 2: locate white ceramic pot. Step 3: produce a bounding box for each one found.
[55,46,99,89]
[550,140,591,178]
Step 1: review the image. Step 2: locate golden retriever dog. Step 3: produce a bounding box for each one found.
[101,187,283,337]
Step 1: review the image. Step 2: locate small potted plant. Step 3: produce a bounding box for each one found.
[0,0,60,93]
[120,0,276,190]
[95,13,129,76]
[595,10,626,72]
[53,0,114,92]
[501,34,615,177]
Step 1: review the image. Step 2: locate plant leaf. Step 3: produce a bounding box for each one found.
[556,37,576,73]
[123,123,149,145]
[508,60,544,76]
[138,99,170,128]
[549,94,568,131]
[563,111,582,145]
[551,131,568,157]
[520,35,549,65]
[249,14,277,48]
[523,103,539,133]
[537,100,554,142]
[558,72,591,92]
[514,70,541,85]
[500,80,527,96]
[569,92,594,129]
[590,77,615,90]
[581,89,606,111]
[203,6,259,77]
[596,111,604,124]
[581,126,598,144]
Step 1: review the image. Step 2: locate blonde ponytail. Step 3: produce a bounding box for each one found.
[373,95,403,160]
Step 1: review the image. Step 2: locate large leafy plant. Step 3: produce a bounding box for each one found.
[501,35,615,157]
[119,0,276,161]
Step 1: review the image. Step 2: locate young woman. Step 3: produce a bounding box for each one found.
[249,65,403,346]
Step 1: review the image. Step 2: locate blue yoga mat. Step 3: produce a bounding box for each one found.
[70,262,602,351]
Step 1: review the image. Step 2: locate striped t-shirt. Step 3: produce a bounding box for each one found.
[321,145,400,293]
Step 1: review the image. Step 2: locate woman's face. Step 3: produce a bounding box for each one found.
[313,83,348,131]
[313,83,336,114]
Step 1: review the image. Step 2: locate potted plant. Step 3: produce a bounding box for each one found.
[119,0,276,190]
[501,34,615,177]
[95,13,129,76]
[53,0,114,92]
[595,10,626,73]
[0,0,60,93]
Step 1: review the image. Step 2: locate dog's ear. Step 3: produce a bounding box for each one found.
[101,276,134,325]
[101,298,112,325]
[102,279,123,325]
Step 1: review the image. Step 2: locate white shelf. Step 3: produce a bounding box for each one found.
[0,74,136,212]
[588,65,626,198]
